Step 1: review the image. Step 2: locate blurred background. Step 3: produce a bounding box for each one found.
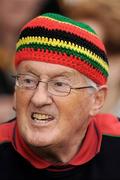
[0,0,120,123]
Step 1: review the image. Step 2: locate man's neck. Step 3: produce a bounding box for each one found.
[30,129,87,164]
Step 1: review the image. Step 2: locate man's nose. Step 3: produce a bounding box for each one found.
[31,83,52,107]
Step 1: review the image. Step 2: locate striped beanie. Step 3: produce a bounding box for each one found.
[15,13,109,85]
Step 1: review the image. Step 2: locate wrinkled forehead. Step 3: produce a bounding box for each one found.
[16,60,86,82]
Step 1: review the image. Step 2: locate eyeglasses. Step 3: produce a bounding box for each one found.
[12,74,96,97]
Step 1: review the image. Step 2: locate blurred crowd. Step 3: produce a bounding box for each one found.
[0,0,120,123]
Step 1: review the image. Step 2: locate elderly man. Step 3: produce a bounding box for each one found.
[0,13,120,180]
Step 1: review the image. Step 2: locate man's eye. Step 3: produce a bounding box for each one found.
[54,82,65,86]
[23,78,33,83]
[21,77,36,86]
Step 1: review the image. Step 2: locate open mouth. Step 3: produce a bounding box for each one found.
[31,112,54,124]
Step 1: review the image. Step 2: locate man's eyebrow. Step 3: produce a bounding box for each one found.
[57,71,76,77]
[26,70,40,77]
[51,71,77,81]
[17,70,39,78]
[18,66,40,77]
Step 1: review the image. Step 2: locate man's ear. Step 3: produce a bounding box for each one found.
[90,85,108,116]
[13,92,16,111]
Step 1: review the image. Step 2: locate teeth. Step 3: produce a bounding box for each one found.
[32,113,51,121]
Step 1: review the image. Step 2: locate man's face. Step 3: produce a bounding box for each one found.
[15,61,95,149]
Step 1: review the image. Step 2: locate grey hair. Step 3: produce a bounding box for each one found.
[83,75,99,94]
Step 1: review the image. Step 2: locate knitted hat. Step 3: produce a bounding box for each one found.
[15,13,109,85]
